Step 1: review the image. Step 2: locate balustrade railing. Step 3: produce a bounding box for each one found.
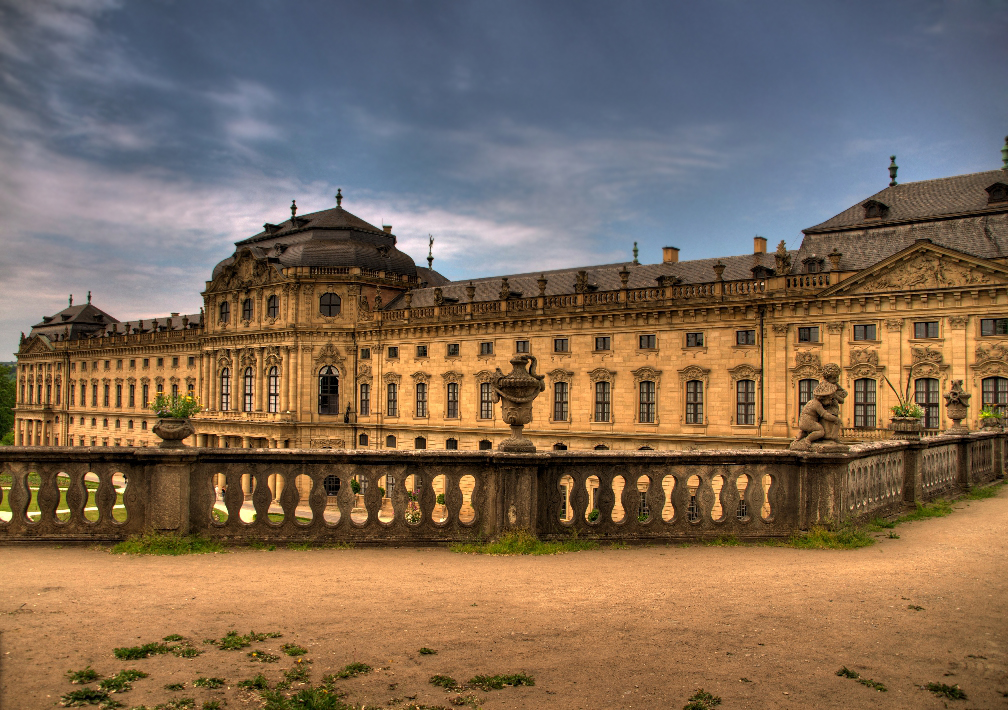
[544,294,576,309]
[509,297,539,311]
[786,273,831,290]
[843,450,903,521]
[920,443,958,495]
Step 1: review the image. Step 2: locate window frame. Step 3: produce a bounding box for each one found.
[913,321,940,340]
[853,378,877,428]
[685,332,704,348]
[798,378,818,417]
[515,339,530,354]
[736,379,756,426]
[219,368,230,411]
[638,380,656,423]
[446,381,459,418]
[553,337,569,353]
[594,381,611,423]
[219,301,230,325]
[553,381,569,422]
[318,365,340,415]
[386,382,398,417]
[852,323,878,341]
[415,381,428,418]
[447,343,460,357]
[479,382,494,419]
[797,326,820,343]
[638,334,657,350]
[359,382,370,416]
[387,346,399,359]
[267,366,279,413]
[594,336,611,351]
[243,366,254,412]
[685,379,703,424]
[267,294,279,319]
[360,348,371,360]
[416,345,428,358]
[479,341,493,356]
[241,298,253,321]
[735,329,756,346]
[915,377,940,429]
[319,292,341,317]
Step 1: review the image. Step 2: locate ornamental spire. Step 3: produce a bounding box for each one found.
[888,155,898,186]
[291,199,297,219]
[336,188,343,207]
[427,234,434,269]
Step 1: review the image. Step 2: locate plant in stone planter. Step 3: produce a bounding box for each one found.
[979,405,1003,428]
[882,373,924,439]
[150,393,202,448]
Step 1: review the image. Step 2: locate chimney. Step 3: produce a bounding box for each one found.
[662,246,679,264]
[383,224,392,233]
[754,236,767,254]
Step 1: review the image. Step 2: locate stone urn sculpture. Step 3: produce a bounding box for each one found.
[490,355,546,452]
[943,379,970,433]
[152,418,195,448]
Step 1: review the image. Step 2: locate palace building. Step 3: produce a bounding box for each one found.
[13,141,1008,452]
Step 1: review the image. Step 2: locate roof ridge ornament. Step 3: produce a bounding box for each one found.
[1002,136,1008,171]
[427,234,434,269]
[336,188,342,207]
[87,290,91,304]
[291,199,297,219]
[68,294,73,307]
[633,241,639,265]
[889,155,898,186]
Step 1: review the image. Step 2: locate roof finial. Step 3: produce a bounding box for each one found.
[632,241,639,265]
[291,199,297,219]
[87,290,91,304]
[427,234,434,269]
[68,294,73,307]
[336,188,343,207]
[1001,136,1008,171]
[888,155,898,186]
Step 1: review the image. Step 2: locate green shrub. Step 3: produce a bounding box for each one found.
[468,673,534,691]
[111,532,224,556]
[66,666,100,684]
[683,688,721,710]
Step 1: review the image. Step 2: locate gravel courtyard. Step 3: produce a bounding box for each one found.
[1,486,1005,709]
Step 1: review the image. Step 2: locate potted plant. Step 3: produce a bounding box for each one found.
[979,404,1004,429]
[882,374,924,440]
[150,393,202,448]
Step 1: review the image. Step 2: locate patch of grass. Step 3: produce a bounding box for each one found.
[111,532,224,556]
[683,688,721,710]
[237,674,270,691]
[99,669,148,693]
[836,667,859,679]
[248,650,279,663]
[67,666,100,684]
[448,694,481,709]
[866,517,896,530]
[450,529,598,555]
[261,686,350,710]
[202,701,225,710]
[114,642,171,660]
[788,525,875,549]
[248,539,276,551]
[704,534,741,547]
[285,540,349,551]
[428,675,461,691]
[163,634,184,642]
[174,646,202,658]
[155,699,196,710]
[285,664,311,683]
[418,647,437,655]
[217,629,281,651]
[164,683,185,691]
[908,604,924,611]
[960,480,1005,500]
[899,499,953,523]
[925,681,967,699]
[887,531,900,539]
[193,677,225,689]
[836,667,886,692]
[467,673,534,691]
[281,643,307,656]
[60,687,110,706]
[332,662,371,679]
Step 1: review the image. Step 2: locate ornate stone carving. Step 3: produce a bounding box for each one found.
[790,351,822,387]
[489,355,545,452]
[356,364,372,385]
[845,348,884,380]
[474,370,495,385]
[382,372,401,386]
[774,240,791,275]
[771,323,790,335]
[790,364,847,452]
[315,342,343,367]
[944,379,970,432]
[263,346,283,375]
[908,346,947,379]
[971,342,1008,385]
[948,315,969,329]
[434,288,444,306]
[885,318,904,332]
[631,366,662,386]
[677,365,710,385]
[588,367,615,384]
[239,349,257,367]
[441,370,463,384]
[309,438,345,449]
[728,364,762,384]
[574,271,589,294]
[411,371,431,384]
[858,252,996,293]
[499,278,510,301]
[547,368,574,384]
[826,322,844,335]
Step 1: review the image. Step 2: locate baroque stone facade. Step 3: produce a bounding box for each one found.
[13,159,1008,451]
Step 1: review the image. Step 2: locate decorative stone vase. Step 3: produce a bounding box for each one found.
[943,379,970,432]
[890,416,923,441]
[945,402,969,432]
[152,418,195,448]
[490,355,546,452]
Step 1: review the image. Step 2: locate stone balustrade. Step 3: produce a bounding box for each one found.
[0,431,1002,544]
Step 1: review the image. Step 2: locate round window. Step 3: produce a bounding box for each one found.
[319,292,341,317]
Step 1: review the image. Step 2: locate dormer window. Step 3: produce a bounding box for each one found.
[802,257,825,274]
[862,199,889,220]
[986,182,1008,205]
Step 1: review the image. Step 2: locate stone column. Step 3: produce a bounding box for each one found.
[280,347,290,413]
[209,350,218,411]
[229,350,238,411]
[242,435,250,448]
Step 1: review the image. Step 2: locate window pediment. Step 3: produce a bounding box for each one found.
[986,182,1008,204]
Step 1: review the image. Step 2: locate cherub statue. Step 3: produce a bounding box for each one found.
[819,363,847,441]
[790,382,842,451]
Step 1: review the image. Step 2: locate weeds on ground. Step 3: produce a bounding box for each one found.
[450,529,598,555]
[215,630,282,651]
[284,664,311,684]
[114,642,172,660]
[248,650,280,663]
[683,688,721,710]
[925,681,967,699]
[331,662,371,679]
[467,673,534,691]
[155,699,196,710]
[60,687,110,706]
[165,682,186,690]
[836,667,886,692]
[418,647,437,655]
[193,677,225,689]
[66,666,100,684]
[202,701,225,710]
[238,674,270,691]
[163,634,184,642]
[704,535,741,547]
[111,532,224,555]
[286,540,354,551]
[260,686,349,710]
[281,643,307,656]
[449,694,481,709]
[99,669,148,693]
[960,479,1005,500]
[908,604,924,611]
[248,539,276,551]
[787,526,875,549]
[429,675,461,691]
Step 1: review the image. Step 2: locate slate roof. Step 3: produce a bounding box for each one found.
[102,313,203,336]
[215,202,418,281]
[796,169,1008,272]
[385,250,792,309]
[29,302,119,342]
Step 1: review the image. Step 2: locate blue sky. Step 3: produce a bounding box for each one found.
[1,0,1005,356]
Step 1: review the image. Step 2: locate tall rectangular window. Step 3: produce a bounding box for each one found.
[914,321,940,339]
[447,343,460,356]
[685,380,703,424]
[798,378,818,415]
[553,381,569,421]
[69,384,75,407]
[129,384,135,408]
[55,383,61,405]
[736,380,756,425]
[480,382,493,419]
[915,378,940,429]
[386,383,398,417]
[267,367,279,413]
[854,378,876,428]
[594,381,611,422]
[92,383,98,407]
[115,384,122,408]
[80,382,86,408]
[416,382,428,417]
[359,383,370,416]
[853,324,877,340]
[243,367,253,412]
[446,382,459,418]
[142,384,150,408]
[639,381,656,423]
[103,384,109,407]
[219,371,229,411]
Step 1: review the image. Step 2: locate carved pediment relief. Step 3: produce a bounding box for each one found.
[789,351,822,387]
[474,370,496,385]
[21,336,53,355]
[632,366,662,385]
[588,367,615,384]
[728,364,762,384]
[356,363,372,384]
[906,346,948,380]
[411,371,431,384]
[677,365,709,385]
[315,342,343,367]
[441,370,463,384]
[382,372,401,386]
[971,342,1008,385]
[548,368,574,384]
[845,348,884,380]
[207,249,277,294]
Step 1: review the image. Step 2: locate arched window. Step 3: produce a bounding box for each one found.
[982,377,1008,410]
[219,301,230,325]
[220,368,230,410]
[736,380,756,425]
[553,442,568,451]
[639,380,656,423]
[915,377,940,429]
[318,366,339,415]
[267,366,279,413]
[478,439,493,450]
[243,367,254,411]
[594,444,609,451]
[685,380,703,424]
[854,378,876,428]
[414,436,427,450]
[267,294,279,319]
[323,475,340,496]
[358,432,369,447]
[319,292,341,317]
[385,434,396,449]
[416,382,428,417]
[798,378,818,416]
[241,298,252,321]
[445,437,458,450]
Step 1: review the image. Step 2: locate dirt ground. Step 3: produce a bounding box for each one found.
[1,488,1006,710]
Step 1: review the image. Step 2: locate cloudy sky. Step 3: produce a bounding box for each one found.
[1,0,1005,356]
